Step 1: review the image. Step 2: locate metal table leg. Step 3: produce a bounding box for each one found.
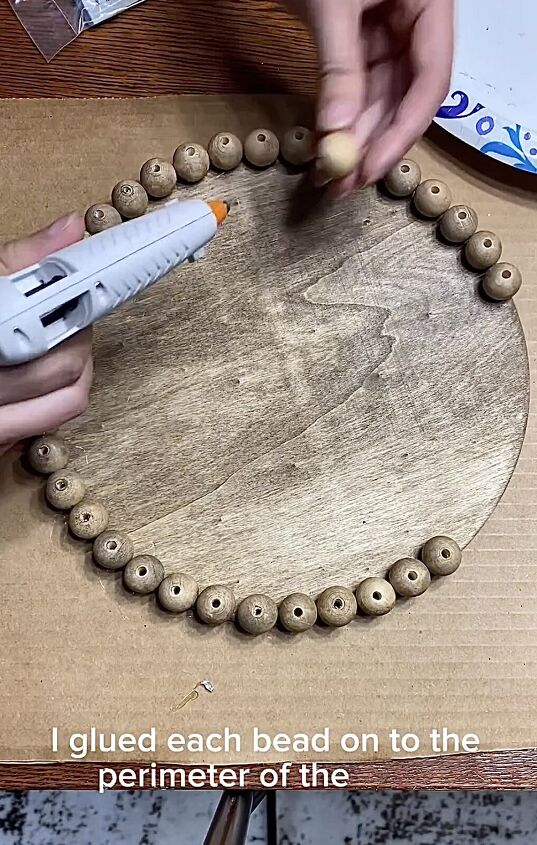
[203,791,268,845]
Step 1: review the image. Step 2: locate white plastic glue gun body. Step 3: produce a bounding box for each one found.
[0,198,223,367]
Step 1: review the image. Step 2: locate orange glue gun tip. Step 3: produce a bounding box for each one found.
[208,200,230,225]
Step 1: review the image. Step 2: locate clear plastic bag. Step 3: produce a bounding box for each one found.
[8,0,148,61]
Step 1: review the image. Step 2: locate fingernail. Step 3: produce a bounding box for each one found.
[310,168,329,189]
[46,213,78,236]
[318,102,355,132]
[333,186,352,200]
[361,173,376,189]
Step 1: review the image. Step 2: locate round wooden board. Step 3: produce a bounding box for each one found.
[64,164,529,602]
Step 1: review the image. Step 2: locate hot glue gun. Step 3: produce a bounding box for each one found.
[0,198,229,367]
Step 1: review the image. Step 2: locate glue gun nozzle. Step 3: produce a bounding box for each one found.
[208,200,230,225]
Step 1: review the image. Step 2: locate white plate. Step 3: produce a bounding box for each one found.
[434,0,537,174]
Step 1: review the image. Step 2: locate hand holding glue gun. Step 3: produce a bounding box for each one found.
[0,198,229,454]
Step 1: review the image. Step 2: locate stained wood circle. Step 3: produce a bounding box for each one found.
[64,164,529,602]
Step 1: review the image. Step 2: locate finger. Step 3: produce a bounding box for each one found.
[328,99,386,197]
[354,56,409,187]
[355,59,399,143]
[363,17,395,67]
[0,213,84,274]
[329,59,398,198]
[0,329,93,407]
[312,0,366,132]
[0,357,93,444]
[360,0,454,184]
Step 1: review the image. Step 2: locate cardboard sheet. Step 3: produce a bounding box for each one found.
[1,97,536,768]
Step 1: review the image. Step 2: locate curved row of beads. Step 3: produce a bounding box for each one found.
[27,434,462,636]
[36,129,516,635]
[85,126,316,234]
[384,159,522,301]
[85,128,522,303]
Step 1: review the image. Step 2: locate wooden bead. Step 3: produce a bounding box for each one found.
[208,132,243,171]
[465,231,502,270]
[384,159,421,197]
[413,180,452,218]
[140,158,177,198]
[237,593,278,635]
[439,205,478,243]
[280,126,314,167]
[196,585,236,626]
[317,586,356,628]
[483,262,522,301]
[244,129,279,168]
[69,500,109,540]
[46,469,86,510]
[85,203,122,235]
[111,180,148,219]
[279,593,317,633]
[173,143,210,183]
[124,555,164,594]
[28,435,69,474]
[356,577,396,617]
[93,530,134,571]
[158,573,198,613]
[315,130,359,183]
[421,535,462,576]
[388,558,431,598]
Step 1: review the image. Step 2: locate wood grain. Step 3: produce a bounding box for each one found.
[1,750,537,790]
[1,96,536,790]
[0,0,316,98]
[62,164,528,601]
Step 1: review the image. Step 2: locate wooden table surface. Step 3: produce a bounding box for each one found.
[1,0,537,792]
[0,0,316,98]
[1,751,537,790]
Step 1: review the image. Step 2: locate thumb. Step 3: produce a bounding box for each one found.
[0,213,85,275]
[312,0,365,132]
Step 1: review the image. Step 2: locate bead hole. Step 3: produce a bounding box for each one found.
[212,599,221,609]
[95,209,105,220]
[295,130,305,141]
[106,540,117,551]
[484,239,493,248]
[431,185,440,195]
[293,607,304,618]
[372,591,382,601]
[257,133,267,143]
[441,549,451,559]
[82,513,91,522]
[121,185,133,196]
[408,571,418,581]
[138,566,148,577]
[55,479,68,491]
[401,164,410,173]
[153,164,161,173]
[253,606,262,617]
[222,136,230,145]
[186,147,196,157]
[38,445,50,457]
[458,211,467,220]
[502,270,511,279]
[172,586,181,596]
[333,598,344,610]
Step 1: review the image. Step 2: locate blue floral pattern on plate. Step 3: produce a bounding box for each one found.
[435,86,537,174]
